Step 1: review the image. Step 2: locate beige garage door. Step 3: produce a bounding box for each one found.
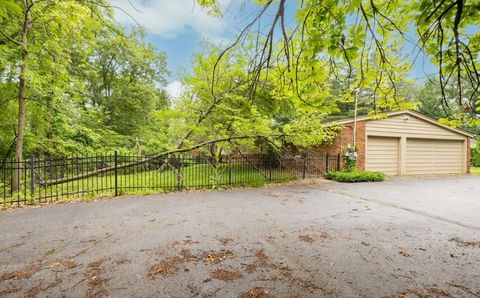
[406,139,464,174]
[366,136,399,175]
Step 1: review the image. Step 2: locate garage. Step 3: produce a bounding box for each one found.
[366,136,399,175]
[365,111,472,175]
[318,110,473,176]
[406,138,464,175]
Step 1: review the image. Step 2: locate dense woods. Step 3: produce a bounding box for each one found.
[0,0,479,165]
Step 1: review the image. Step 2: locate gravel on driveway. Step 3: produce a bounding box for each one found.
[1,176,479,297]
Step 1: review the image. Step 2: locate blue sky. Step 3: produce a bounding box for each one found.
[112,0,437,97]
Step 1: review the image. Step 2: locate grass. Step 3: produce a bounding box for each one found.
[471,167,480,175]
[1,164,297,207]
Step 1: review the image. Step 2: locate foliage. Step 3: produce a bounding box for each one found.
[472,167,480,176]
[0,0,20,19]
[471,145,480,167]
[197,0,480,128]
[1,0,478,172]
[0,1,169,160]
[342,146,358,172]
[325,171,385,183]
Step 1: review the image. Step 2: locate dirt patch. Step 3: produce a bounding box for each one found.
[63,259,78,269]
[279,266,294,280]
[70,248,88,259]
[50,258,78,271]
[0,284,21,296]
[183,239,200,245]
[0,263,42,281]
[24,276,62,298]
[449,237,480,248]
[299,234,315,243]
[148,257,183,278]
[399,251,413,257]
[318,231,331,240]
[80,238,100,245]
[85,257,110,297]
[147,248,200,278]
[244,250,276,273]
[217,237,234,245]
[149,249,235,279]
[210,269,243,282]
[42,248,58,258]
[201,249,234,264]
[388,286,451,298]
[113,258,130,266]
[242,250,329,294]
[7,241,26,249]
[239,287,273,298]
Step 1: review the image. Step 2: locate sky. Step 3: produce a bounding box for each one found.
[111,0,437,98]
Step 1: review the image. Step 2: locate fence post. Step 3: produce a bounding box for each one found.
[2,161,6,203]
[336,154,340,171]
[177,155,183,191]
[268,154,272,182]
[114,151,118,197]
[228,156,232,186]
[30,156,35,198]
[326,153,329,172]
[302,153,307,179]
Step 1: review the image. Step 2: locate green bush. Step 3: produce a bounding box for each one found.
[343,146,358,172]
[325,171,385,183]
[471,146,480,167]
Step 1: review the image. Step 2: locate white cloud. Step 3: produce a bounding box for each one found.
[112,0,229,41]
[166,80,185,99]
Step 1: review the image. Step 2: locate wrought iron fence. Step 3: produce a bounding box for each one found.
[1,152,341,206]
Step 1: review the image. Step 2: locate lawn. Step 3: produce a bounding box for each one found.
[472,167,480,175]
[2,163,297,206]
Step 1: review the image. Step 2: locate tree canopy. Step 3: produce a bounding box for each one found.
[0,0,478,173]
[198,0,480,124]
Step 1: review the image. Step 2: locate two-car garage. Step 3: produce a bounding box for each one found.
[366,136,465,175]
[364,111,471,176]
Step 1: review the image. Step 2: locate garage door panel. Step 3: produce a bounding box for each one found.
[406,138,463,175]
[366,136,399,175]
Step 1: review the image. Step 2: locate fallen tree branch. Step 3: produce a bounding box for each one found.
[38,134,283,187]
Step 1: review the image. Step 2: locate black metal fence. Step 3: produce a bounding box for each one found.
[1,152,341,206]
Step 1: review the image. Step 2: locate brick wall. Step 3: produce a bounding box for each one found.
[308,120,366,171]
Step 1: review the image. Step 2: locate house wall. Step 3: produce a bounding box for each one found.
[310,112,472,175]
[310,120,366,171]
[366,114,469,175]
[366,114,466,140]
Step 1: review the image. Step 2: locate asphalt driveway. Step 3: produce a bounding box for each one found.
[1,176,479,297]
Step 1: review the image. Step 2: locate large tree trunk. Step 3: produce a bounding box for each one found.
[11,8,29,193]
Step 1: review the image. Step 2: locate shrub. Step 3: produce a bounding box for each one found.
[325,171,385,183]
[471,146,480,167]
[343,146,358,172]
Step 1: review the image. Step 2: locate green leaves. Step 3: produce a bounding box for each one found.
[0,0,170,158]
[283,112,339,148]
[0,0,20,19]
